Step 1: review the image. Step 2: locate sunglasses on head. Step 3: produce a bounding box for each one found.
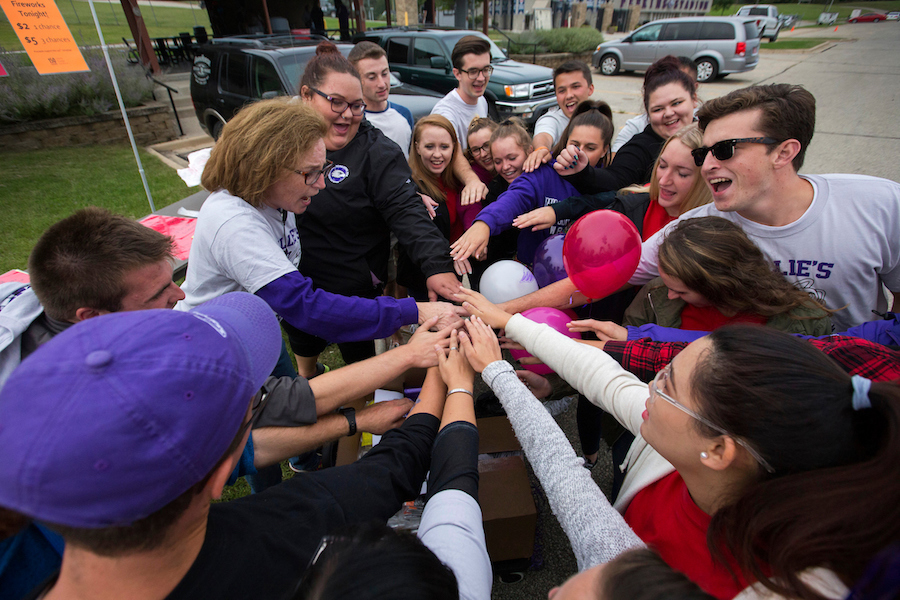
[690,137,780,167]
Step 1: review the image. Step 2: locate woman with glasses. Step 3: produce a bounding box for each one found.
[180,98,454,350]
[455,287,900,600]
[465,116,499,183]
[290,41,462,378]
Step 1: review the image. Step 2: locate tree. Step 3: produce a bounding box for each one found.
[712,0,733,15]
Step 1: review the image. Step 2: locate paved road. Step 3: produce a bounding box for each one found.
[590,22,900,180]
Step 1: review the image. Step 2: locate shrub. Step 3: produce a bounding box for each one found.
[507,27,603,54]
[0,48,154,123]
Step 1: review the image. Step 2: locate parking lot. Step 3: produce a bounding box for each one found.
[589,22,900,180]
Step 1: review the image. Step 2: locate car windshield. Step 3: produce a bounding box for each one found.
[277,46,351,93]
[442,32,508,62]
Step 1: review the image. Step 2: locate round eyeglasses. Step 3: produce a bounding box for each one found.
[460,65,493,79]
[469,141,491,157]
[294,160,334,185]
[310,88,366,116]
[650,366,776,474]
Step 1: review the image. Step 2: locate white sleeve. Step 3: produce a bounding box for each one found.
[482,360,645,570]
[533,111,563,144]
[504,314,648,436]
[612,114,648,153]
[418,490,492,600]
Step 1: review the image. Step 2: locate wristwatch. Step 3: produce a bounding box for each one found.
[338,407,356,437]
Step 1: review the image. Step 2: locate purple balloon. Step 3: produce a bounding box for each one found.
[532,234,567,288]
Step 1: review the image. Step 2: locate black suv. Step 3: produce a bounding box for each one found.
[190,35,441,139]
[353,28,557,127]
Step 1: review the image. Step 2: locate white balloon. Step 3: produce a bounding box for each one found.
[479,260,540,304]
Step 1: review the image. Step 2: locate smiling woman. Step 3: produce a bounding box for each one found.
[178,97,445,358]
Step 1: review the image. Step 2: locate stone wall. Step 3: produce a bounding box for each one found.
[0,104,177,154]
[510,51,594,69]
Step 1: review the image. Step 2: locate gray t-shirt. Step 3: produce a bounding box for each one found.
[534,107,570,147]
[431,90,488,150]
[631,174,900,330]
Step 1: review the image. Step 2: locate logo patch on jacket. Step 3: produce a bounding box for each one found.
[328,165,350,184]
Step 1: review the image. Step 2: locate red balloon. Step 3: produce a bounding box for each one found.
[562,210,641,299]
[509,307,581,375]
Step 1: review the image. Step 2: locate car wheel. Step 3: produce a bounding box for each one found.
[874,18,880,22]
[599,54,620,76]
[212,119,225,141]
[695,58,718,83]
[849,18,856,23]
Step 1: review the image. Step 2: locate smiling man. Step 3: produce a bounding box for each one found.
[430,35,492,150]
[631,84,900,330]
[524,61,595,173]
[348,41,413,159]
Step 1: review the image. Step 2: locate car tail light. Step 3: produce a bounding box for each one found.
[736,41,746,56]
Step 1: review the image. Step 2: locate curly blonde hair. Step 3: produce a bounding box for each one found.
[201,98,326,207]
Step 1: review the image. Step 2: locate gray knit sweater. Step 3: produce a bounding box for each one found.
[481,360,644,571]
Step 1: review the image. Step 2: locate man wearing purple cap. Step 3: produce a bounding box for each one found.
[0,292,450,599]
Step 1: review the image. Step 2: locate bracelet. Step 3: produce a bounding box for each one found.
[446,388,474,399]
[535,146,550,153]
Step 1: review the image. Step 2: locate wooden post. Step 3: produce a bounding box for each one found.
[353,0,366,33]
[260,0,273,33]
[119,0,160,74]
[483,0,488,33]
[385,0,391,26]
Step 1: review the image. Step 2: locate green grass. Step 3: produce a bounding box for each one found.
[0,145,197,273]
[0,0,211,51]
[722,1,900,22]
[762,36,839,48]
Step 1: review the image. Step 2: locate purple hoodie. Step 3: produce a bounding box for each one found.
[473,163,578,265]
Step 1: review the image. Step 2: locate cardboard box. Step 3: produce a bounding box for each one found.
[478,454,537,563]
[336,413,537,563]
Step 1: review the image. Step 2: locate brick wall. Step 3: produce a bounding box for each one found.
[0,104,177,154]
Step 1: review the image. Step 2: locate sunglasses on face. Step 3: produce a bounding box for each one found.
[690,137,780,167]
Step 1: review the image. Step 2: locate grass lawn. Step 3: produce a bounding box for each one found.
[0,144,197,273]
[762,36,839,49]
[719,1,900,21]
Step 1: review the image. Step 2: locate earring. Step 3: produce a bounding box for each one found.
[700,452,709,459]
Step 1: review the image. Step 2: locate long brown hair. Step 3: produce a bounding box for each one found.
[657,217,833,319]
[409,114,461,203]
[691,326,900,599]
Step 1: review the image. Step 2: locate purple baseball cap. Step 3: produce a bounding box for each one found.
[0,292,281,528]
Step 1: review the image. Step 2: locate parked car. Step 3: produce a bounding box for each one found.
[352,27,557,127]
[735,4,782,41]
[886,11,900,20]
[189,35,441,139]
[592,17,761,83]
[848,12,888,22]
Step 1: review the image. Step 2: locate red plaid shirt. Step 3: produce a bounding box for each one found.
[603,337,900,383]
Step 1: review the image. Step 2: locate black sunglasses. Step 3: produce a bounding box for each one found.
[690,137,780,167]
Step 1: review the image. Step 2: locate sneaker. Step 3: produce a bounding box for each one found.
[582,457,597,470]
[309,362,330,379]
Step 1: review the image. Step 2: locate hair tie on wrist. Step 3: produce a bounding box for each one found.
[535,146,550,153]
[851,375,872,411]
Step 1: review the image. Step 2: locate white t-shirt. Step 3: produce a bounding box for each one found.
[534,107,570,147]
[430,89,488,150]
[612,113,649,153]
[630,174,900,330]
[178,190,300,311]
[366,102,413,159]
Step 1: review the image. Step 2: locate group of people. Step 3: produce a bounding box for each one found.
[0,33,898,600]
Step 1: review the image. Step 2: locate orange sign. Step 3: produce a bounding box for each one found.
[0,0,88,74]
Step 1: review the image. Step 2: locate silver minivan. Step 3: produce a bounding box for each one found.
[592,17,761,83]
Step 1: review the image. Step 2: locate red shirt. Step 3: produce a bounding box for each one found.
[624,472,751,599]
[641,199,677,241]
[680,304,767,332]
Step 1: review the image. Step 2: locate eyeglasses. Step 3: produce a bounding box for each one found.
[294,160,334,185]
[459,65,493,79]
[650,367,776,473]
[690,137,780,167]
[310,87,366,116]
[470,141,491,157]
